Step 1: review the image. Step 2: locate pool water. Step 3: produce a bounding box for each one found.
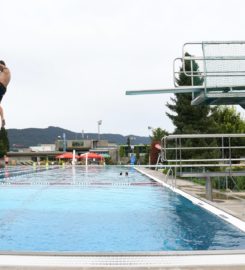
[0,166,244,252]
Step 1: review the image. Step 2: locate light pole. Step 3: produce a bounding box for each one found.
[98,120,102,140]
[148,126,155,140]
[148,126,154,165]
[148,126,153,132]
[57,136,61,151]
[62,133,66,152]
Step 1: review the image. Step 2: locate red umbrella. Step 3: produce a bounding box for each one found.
[79,152,103,160]
[56,152,79,159]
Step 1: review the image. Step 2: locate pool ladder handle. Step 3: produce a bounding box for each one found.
[165,167,175,187]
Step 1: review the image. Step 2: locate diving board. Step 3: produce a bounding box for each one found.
[125,87,201,95]
[126,41,245,108]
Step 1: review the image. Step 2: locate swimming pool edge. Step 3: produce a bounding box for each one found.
[135,167,245,233]
[0,251,244,269]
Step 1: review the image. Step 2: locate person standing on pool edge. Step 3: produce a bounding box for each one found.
[0,60,11,128]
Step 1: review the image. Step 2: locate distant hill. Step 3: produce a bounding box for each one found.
[7,126,150,148]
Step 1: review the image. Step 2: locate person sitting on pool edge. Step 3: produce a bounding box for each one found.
[0,60,11,128]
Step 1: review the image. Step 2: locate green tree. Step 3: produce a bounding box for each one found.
[211,106,245,133]
[126,137,131,154]
[211,106,245,158]
[0,128,9,158]
[150,127,169,141]
[119,146,126,158]
[143,145,150,165]
[0,141,5,158]
[166,53,218,160]
[166,53,216,134]
[134,147,140,163]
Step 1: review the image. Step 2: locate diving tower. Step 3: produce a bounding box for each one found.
[126,41,245,108]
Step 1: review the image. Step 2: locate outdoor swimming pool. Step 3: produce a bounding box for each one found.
[0,165,244,252]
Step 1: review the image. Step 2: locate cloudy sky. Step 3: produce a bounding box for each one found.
[1,0,245,136]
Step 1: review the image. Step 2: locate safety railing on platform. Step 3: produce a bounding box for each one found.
[174,41,245,87]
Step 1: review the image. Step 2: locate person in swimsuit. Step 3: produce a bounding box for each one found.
[0,60,11,128]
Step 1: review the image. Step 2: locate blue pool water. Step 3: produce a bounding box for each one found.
[0,165,244,252]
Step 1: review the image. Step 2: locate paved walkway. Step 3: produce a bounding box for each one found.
[138,167,245,222]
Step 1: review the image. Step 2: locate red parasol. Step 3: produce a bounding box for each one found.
[56,152,79,159]
[79,152,103,160]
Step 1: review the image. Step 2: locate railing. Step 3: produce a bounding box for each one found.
[160,134,245,183]
[174,41,245,88]
[164,167,175,187]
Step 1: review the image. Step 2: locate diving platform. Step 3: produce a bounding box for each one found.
[126,41,245,108]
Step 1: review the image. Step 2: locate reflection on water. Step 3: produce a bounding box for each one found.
[0,166,244,252]
[170,194,245,250]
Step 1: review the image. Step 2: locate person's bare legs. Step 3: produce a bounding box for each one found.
[0,60,11,128]
[0,105,5,127]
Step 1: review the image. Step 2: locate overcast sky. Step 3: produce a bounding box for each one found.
[1,0,245,136]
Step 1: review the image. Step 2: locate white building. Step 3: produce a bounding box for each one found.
[29,144,56,152]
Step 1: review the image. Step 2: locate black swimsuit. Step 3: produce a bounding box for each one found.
[0,82,6,102]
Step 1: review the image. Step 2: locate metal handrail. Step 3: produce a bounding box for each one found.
[178,41,245,89]
[165,167,175,187]
[164,146,245,150]
[160,134,245,171]
[165,133,245,138]
[165,159,245,163]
